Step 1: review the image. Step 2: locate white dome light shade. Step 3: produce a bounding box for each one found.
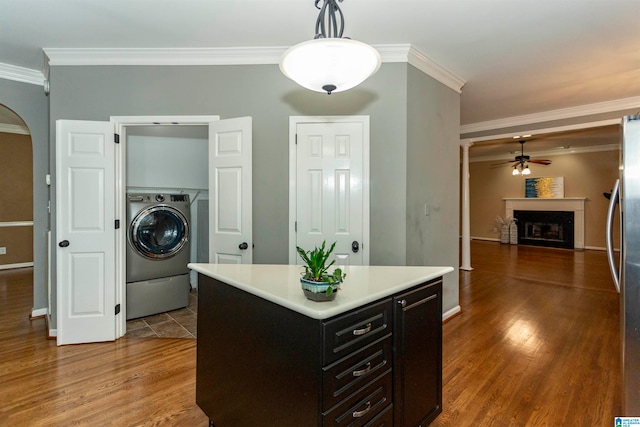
[280,38,381,94]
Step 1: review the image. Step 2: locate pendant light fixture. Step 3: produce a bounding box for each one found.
[279,0,381,95]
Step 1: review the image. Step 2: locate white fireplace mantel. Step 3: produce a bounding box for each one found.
[504,198,586,249]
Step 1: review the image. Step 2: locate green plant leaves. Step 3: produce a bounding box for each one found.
[296,241,346,288]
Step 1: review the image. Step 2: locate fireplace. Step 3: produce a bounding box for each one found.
[504,198,585,249]
[514,210,574,249]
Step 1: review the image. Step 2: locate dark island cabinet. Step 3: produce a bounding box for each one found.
[196,274,443,427]
[393,282,443,427]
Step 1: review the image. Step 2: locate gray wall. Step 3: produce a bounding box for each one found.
[126,129,209,189]
[0,78,49,313]
[47,62,460,326]
[405,66,460,314]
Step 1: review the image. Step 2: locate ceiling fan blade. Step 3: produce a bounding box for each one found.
[491,160,519,166]
[491,161,519,168]
[528,159,552,165]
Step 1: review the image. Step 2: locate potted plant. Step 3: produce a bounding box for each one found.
[296,241,346,302]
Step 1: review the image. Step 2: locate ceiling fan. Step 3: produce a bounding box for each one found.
[494,140,552,175]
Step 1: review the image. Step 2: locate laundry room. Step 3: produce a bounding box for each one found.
[125,125,209,323]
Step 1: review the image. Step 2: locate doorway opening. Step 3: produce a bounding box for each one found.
[114,116,218,339]
[0,104,34,272]
[55,115,253,344]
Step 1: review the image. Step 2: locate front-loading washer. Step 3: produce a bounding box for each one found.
[126,193,191,319]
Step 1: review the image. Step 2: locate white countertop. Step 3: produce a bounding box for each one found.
[188,263,454,320]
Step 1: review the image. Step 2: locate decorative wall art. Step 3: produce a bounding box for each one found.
[525,177,564,198]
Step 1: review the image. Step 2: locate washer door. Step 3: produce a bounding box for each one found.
[130,205,189,259]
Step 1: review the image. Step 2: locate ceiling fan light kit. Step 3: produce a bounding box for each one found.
[512,163,532,176]
[279,0,381,95]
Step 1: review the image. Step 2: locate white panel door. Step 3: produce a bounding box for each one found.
[56,120,116,345]
[209,117,253,264]
[295,120,366,267]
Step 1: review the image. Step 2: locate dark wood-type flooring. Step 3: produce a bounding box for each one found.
[0,241,621,426]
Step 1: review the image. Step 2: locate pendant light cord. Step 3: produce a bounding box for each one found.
[314,0,345,39]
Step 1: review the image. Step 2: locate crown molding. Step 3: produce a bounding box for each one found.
[461,96,640,134]
[376,44,466,93]
[465,119,620,144]
[0,62,45,86]
[44,47,287,66]
[43,44,466,94]
[407,47,466,94]
[470,143,620,163]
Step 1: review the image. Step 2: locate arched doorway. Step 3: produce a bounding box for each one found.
[0,104,34,270]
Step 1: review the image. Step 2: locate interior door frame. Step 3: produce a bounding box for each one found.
[110,115,220,338]
[288,116,371,265]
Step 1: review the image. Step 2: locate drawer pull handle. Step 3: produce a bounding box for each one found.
[352,401,372,418]
[352,362,372,377]
[353,323,372,336]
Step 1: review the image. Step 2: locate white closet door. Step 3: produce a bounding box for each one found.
[295,121,365,267]
[56,120,116,345]
[208,117,253,264]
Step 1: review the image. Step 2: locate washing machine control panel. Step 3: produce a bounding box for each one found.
[127,193,189,203]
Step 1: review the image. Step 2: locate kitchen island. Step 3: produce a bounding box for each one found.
[189,263,453,427]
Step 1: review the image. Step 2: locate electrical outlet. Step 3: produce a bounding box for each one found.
[0,247,6,255]
[492,227,498,233]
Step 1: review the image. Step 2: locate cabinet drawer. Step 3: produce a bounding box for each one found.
[362,403,393,427]
[323,335,392,411]
[322,370,392,427]
[323,299,393,365]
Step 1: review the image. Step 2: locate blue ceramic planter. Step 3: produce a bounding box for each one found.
[300,277,338,302]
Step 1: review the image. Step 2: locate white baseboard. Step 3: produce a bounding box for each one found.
[47,314,57,338]
[469,237,500,242]
[443,305,461,322]
[584,245,618,252]
[31,307,47,318]
[0,262,34,270]
[468,238,616,252]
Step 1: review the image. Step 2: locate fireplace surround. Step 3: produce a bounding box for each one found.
[504,198,585,249]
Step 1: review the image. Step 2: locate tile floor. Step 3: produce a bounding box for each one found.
[125,290,198,339]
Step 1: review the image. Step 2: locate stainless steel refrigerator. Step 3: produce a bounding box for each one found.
[607,114,640,415]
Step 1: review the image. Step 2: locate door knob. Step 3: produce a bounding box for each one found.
[59,240,70,248]
[352,240,360,253]
[238,242,249,250]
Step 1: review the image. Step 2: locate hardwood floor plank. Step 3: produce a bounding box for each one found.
[0,269,208,426]
[1,241,622,426]
[434,242,621,426]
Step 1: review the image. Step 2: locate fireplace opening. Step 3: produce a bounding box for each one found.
[513,210,574,249]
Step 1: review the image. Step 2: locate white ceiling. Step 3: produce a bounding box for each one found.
[0,0,639,132]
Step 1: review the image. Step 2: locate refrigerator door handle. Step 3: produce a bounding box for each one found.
[606,179,620,293]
